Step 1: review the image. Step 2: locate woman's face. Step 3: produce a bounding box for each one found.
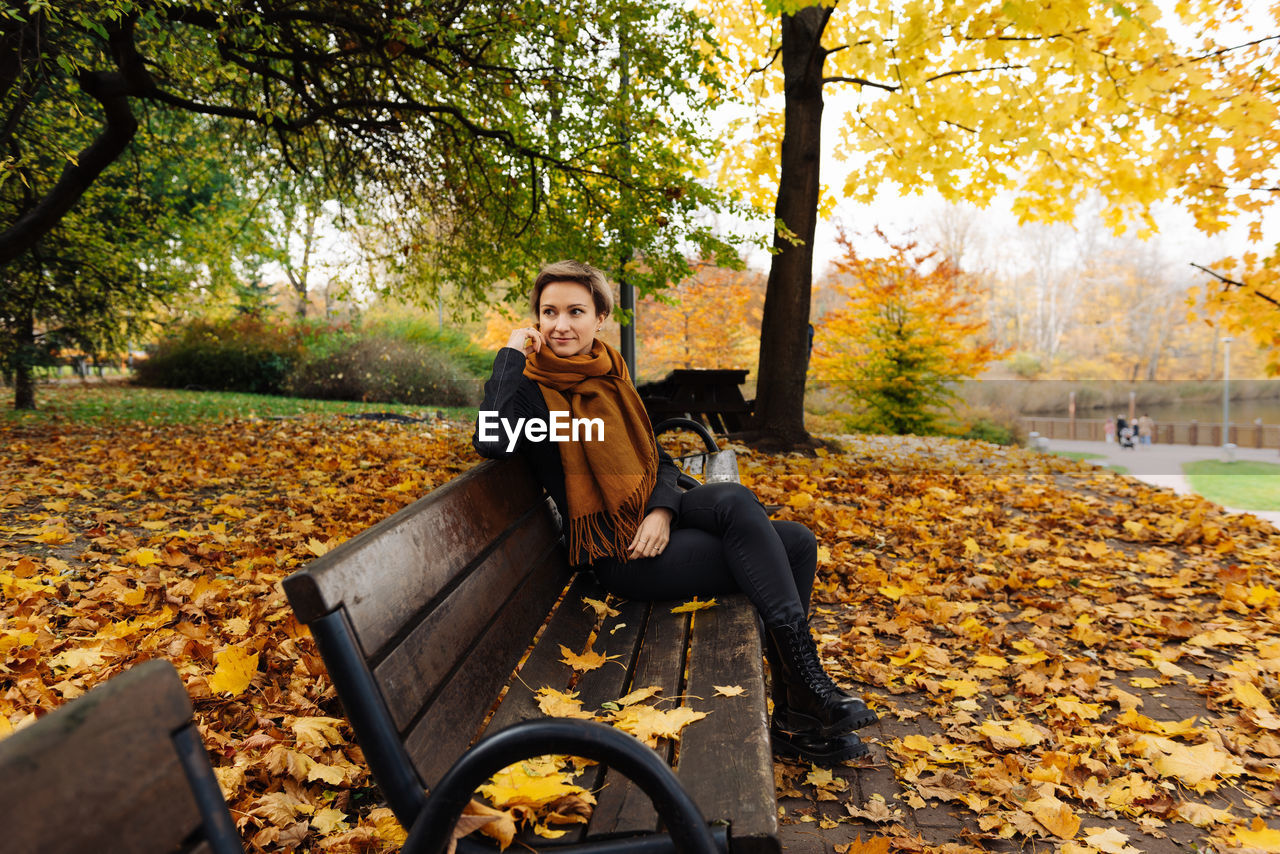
[538,280,605,357]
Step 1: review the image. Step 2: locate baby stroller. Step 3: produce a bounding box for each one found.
[1119,422,1135,449]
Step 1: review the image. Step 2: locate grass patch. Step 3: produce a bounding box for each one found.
[2,383,477,426]
[1183,459,1280,511]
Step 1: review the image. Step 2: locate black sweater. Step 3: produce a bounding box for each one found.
[471,347,684,564]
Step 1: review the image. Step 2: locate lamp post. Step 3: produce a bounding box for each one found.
[1222,336,1233,452]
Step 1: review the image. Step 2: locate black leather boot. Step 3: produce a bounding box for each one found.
[771,722,869,764]
[765,620,878,737]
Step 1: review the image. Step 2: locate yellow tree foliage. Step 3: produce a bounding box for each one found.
[707,0,1280,437]
[811,234,1003,434]
[637,266,764,380]
[715,0,1278,232]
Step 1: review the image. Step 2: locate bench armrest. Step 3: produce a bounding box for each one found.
[402,719,724,854]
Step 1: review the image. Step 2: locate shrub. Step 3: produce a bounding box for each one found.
[284,336,481,406]
[947,406,1026,446]
[134,317,302,394]
[363,316,494,377]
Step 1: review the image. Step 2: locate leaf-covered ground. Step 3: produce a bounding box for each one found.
[745,435,1280,854]
[2,416,1278,853]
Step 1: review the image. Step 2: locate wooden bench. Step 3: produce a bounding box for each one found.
[0,659,242,854]
[282,421,779,852]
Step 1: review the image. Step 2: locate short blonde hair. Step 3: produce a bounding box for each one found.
[530,260,614,318]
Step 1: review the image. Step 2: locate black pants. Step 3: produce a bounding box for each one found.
[591,482,815,627]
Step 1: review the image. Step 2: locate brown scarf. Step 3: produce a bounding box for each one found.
[524,340,658,564]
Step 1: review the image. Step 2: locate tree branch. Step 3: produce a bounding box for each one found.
[926,63,1031,83]
[0,17,153,265]
[822,75,899,92]
[1192,262,1280,310]
[1191,33,1280,63]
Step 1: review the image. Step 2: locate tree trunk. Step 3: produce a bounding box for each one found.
[750,6,831,449]
[12,307,37,410]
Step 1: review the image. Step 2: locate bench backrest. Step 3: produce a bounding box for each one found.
[0,659,240,854]
[282,456,572,824]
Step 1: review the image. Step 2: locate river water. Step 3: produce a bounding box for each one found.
[954,379,1280,425]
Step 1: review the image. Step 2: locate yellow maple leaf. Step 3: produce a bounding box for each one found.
[714,684,745,697]
[306,537,332,557]
[671,598,717,614]
[558,632,619,673]
[980,718,1043,749]
[609,704,707,747]
[37,526,75,546]
[805,766,835,788]
[208,645,258,696]
[1234,818,1280,852]
[834,836,891,854]
[1174,801,1234,827]
[535,688,595,719]
[290,716,345,750]
[615,685,662,706]
[581,597,620,619]
[1079,826,1141,853]
[479,758,593,811]
[459,800,514,851]
[48,646,107,671]
[1142,736,1240,789]
[370,807,409,847]
[1116,709,1199,736]
[1232,679,1276,713]
[1246,585,1280,608]
[787,492,813,509]
[1028,794,1081,839]
[306,761,348,785]
[311,806,349,834]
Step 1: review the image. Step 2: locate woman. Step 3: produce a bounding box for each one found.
[472,260,877,764]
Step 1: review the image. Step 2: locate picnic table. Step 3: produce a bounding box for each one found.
[638,369,754,434]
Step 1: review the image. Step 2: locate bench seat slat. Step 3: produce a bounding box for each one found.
[586,604,691,839]
[402,544,573,787]
[285,458,544,657]
[678,598,778,853]
[374,505,561,732]
[484,578,649,847]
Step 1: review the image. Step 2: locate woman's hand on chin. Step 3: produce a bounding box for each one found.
[506,327,544,356]
[627,508,674,559]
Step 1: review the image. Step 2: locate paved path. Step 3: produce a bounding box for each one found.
[1040,437,1280,526]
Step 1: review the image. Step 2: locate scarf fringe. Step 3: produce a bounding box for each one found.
[568,473,656,564]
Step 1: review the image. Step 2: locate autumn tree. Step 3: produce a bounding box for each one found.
[637,266,764,380]
[709,0,1280,447]
[810,235,1001,435]
[1,0,739,406]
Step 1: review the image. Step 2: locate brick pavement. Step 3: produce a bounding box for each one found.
[773,668,1236,854]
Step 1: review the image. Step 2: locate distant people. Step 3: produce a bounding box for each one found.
[1104,417,1116,444]
[1117,415,1134,450]
[1137,413,1155,447]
